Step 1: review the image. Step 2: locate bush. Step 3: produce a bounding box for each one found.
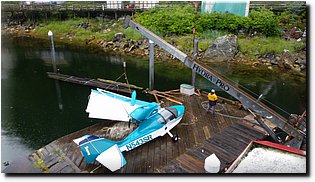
[135,5,285,37]
[134,5,196,36]
[249,10,280,36]
[196,12,250,34]
[278,10,306,31]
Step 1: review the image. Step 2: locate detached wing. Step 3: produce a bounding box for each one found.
[86,89,150,122]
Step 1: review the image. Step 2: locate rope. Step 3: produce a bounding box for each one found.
[105,72,126,90]
[200,100,255,122]
[105,62,132,94]
[201,101,224,112]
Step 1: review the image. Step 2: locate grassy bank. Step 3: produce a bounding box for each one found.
[33,18,143,41]
[31,17,305,61]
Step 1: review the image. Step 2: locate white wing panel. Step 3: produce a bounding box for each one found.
[86,89,143,122]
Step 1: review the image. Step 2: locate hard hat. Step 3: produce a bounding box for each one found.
[211,89,215,93]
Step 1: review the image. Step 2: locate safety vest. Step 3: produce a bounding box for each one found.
[208,93,218,101]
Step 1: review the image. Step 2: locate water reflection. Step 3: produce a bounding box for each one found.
[49,34,64,111]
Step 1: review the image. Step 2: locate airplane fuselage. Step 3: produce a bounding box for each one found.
[119,106,184,152]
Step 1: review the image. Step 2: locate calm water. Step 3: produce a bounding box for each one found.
[1,36,306,172]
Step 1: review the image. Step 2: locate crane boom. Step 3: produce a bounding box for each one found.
[122,16,304,148]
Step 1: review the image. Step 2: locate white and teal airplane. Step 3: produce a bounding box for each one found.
[73,88,185,172]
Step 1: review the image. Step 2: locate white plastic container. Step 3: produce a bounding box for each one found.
[204,154,221,173]
[180,84,194,96]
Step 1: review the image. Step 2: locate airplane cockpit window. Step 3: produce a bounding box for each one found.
[157,107,178,124]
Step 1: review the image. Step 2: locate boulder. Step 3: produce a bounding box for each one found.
[78,22,89,29]
[139,42,149,50]
[114,41,121,48]
[112,32,125,42]
[283,59,294,69]
[295,58,306,65]
[203,34,238,62]
[292,64,301,72]
[262,51,276,64]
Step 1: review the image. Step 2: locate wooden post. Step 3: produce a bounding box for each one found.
[149,39,155,90]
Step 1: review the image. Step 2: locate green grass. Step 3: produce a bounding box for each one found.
[238,37,305,59]
[124,27,143,40]
[34,18,146,42]
[35,18,122,41]
[166,30,229,52]
[33,18,305,62]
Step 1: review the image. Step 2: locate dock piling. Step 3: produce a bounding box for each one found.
[149,39,155,90]
[191,38,198,87]
[48,31,63,110]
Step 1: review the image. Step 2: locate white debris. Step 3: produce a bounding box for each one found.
[232,147,306,173]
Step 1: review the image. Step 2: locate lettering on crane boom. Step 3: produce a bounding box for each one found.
[192,63,230,91]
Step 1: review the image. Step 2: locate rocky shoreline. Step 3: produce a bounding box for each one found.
[1,24,306,77]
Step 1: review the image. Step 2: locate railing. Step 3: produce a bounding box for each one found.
[249,1,306,13]
[1,2,162,12]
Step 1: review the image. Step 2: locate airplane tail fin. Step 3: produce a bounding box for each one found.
[73,135,126,172]
[130,90,136,106]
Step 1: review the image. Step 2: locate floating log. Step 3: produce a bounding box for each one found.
[47,72,142,94]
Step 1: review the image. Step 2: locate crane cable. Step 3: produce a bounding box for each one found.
[201,66,292,117]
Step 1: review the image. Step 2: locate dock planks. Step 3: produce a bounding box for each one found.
[29,93,267,173]
[158,122,266,173]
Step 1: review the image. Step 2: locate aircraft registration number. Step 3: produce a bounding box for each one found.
[125,135,153,151]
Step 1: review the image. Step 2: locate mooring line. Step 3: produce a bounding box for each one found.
[200,101,255,122]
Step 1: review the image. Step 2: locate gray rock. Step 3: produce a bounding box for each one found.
[270,59,278,65]
[263,51,276,63]
[295,58,306,65]
[292,64,301,72]
[114,41,121,47]
[300,64,306,71]
[113,32,125,42]
[120,42,128,49]
[203,34,238,62]
[284,59,294,69]
[128,45,135,52]
[139,42,149,50]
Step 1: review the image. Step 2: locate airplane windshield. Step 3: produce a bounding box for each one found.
[157,107,178,124]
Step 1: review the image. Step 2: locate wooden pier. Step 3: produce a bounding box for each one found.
[28,90,268,173]
[47,72,142,94]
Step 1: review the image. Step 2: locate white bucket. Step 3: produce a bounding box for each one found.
[204,154,221,173]
[180,84,194,96]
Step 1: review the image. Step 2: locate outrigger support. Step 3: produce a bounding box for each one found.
[122,16,305,149]
[248,109,283,144]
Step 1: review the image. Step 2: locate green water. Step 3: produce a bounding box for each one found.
[1,36,306,172]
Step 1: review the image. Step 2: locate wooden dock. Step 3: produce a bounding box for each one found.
[158,122,266,173]
[28,92,267,173]
[47,72,142,94]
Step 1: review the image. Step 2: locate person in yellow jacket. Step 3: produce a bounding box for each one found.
[208,89,218,115]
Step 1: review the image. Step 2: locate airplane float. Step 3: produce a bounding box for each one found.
[73,88,185,172]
